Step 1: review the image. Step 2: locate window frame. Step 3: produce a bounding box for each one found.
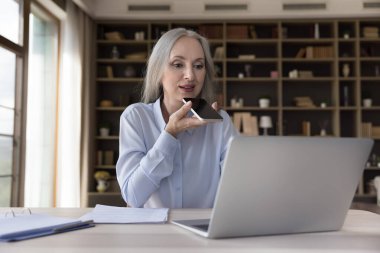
[0,0,30,206]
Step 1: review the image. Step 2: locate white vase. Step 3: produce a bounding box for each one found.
[342,64,350,77]
[96,180,109,193]
[363,98,372,108]
[99,128,110,137]
[259,98,270,108]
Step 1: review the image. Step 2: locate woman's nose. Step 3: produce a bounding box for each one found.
[184,66,195,81]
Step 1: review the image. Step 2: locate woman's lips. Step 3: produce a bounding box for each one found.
[179,84,195,92]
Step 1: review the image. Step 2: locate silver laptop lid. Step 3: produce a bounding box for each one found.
[208,136,373,238]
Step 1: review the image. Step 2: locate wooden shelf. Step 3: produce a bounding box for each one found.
[96,136,119,140]
[282,77,334,81]
[226,106,279,111]
[96,107,125,111]
[282,58,334,62]
[97,59,147,63]
[88,19,380,206]
[97,39,150,44]
[88,192,121,196]
[226,77,278,82]
[95,165,116,169]
[226,58,278,62]
[283,107,335,111]
[282,38,334,43]
[96,78,143,82]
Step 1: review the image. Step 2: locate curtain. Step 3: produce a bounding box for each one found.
[56,0,92,207]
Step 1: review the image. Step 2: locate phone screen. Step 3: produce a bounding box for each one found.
[183,98,223,122]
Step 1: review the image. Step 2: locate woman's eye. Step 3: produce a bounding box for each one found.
[194,64,204,70]
[171,63,183,69]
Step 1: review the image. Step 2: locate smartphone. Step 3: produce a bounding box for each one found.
[182,98,223,122]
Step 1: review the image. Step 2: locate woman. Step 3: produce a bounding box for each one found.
[116,28,237,208]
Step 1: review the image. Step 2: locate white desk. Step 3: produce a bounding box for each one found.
[1,208,380,253]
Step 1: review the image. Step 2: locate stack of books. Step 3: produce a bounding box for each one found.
[363,27,379,38]
[373,126,380,138]
[105,31,125,40]
[296,46,334,59]
[232,113,258,136]
[294,97,316,107]
[298,71,314,78]
[361,122,372,137]
[302,121,311,136]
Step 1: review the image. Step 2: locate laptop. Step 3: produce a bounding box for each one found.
[172,136,373,239]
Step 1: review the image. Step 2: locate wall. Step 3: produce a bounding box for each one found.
[83,0,380,20]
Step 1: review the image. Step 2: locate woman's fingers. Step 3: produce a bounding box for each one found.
[171,101,192,121]
[165,101,208,137]
[211,101,219,111]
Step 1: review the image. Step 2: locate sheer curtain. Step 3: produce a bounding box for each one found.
[56,0,92,207]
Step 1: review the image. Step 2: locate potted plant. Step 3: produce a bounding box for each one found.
[99,122,111,137]
[94,171,111,192]
[258,95,271,108]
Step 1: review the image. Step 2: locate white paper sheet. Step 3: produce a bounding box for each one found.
[80,204,169,224]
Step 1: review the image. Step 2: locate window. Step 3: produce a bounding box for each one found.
[24,5,59,207]
[0,0,23,45]
[0,0,24,207]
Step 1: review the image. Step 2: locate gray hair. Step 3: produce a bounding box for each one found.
[141,28,215,103]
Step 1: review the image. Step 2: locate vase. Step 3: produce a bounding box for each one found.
[99,128,110,137]
[259,98,270,108]
[363,98,372,108]
[342,64,350,77]
[96,180,109,193]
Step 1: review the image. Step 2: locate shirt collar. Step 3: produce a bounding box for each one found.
[153,98,194,136]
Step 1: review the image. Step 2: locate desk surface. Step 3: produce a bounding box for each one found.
[1,208,380,253]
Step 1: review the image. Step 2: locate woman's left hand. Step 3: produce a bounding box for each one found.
[211,101,219,112]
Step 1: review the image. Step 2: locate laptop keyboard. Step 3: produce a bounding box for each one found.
[193,224,209,232]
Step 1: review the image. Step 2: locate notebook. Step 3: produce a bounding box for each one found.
[0,212,94,242]
[172,136,373,239]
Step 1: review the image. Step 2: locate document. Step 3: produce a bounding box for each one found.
[80,204,169,224]
[0,214,94,242]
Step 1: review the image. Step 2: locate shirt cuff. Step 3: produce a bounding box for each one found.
[156,130,179,155]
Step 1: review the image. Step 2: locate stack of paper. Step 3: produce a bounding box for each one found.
[80,204,169,224]
[0,214,94,242]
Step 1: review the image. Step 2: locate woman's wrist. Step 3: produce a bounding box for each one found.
[165,124,177,138]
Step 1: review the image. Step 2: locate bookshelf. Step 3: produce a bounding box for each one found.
[88,19,380,207]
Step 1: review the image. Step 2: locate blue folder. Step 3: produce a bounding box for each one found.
[0,214,94,242]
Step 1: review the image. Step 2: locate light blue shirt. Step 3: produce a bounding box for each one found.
[116,98,238,208]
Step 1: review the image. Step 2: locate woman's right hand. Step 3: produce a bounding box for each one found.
[165,101,207,138]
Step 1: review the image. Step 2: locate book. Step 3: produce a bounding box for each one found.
[250,116,259,136]
[302,121,311,136]
[0,212,94,242]
[372,126,380,138]
[241,113,258,136]
[233,113,243,133]
[104,150,114,165]
[213,46,224,60]
[361,122,372,137]
[106,65,114,78]
[306,46,314,59]
[295,48,306,58]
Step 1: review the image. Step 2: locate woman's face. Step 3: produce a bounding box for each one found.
[161,36,206,106]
